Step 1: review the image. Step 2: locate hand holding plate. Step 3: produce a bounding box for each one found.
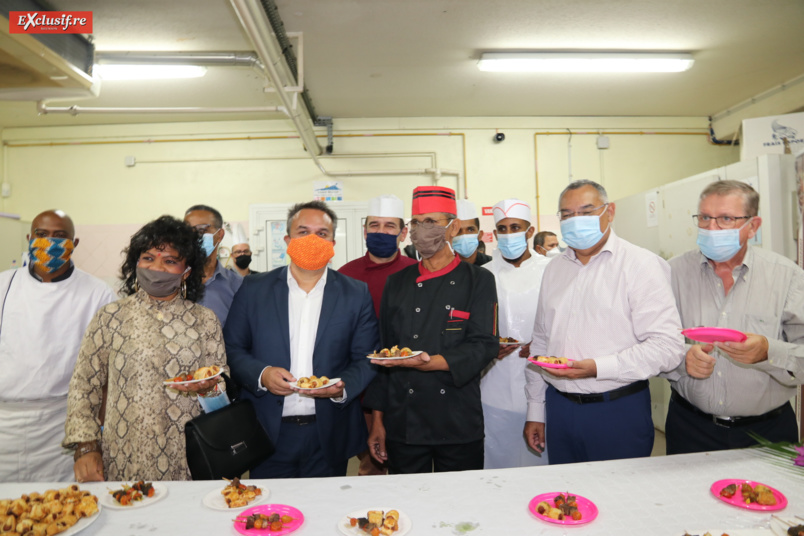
[686,344,715,378]
[714,332,769,364]
[543,358,597,379]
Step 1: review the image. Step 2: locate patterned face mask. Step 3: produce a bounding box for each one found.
[286,234,335,271]
[28,237,75,273]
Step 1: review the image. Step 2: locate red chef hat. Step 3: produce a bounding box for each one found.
[411,186,457,216]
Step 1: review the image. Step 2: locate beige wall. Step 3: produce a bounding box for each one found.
[1,115,739,277]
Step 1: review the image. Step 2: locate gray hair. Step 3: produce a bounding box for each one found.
[700,180,759,217]
[286,200,338,235]
[558,180,608,208]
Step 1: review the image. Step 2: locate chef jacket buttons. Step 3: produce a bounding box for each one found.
[415,308,421,313]
[440,389,445,394]
[418,283,423,288]
[413,334,419,339]
[408,389,414,394]
[445,305,450,310]
[450,281,455,285]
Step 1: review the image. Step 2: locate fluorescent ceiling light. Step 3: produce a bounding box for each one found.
[94,64,208,80]
[477,52,694,73]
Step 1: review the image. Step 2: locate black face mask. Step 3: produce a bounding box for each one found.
[234,254,252,269]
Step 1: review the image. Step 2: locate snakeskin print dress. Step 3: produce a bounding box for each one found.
[64,289,226,480]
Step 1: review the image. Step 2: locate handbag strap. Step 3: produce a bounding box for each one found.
[222,372,241,402]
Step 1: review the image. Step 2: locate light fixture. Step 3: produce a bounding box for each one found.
[477,52,694,73]
[93,64,208,80]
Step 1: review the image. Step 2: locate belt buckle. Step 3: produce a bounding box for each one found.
[713,415,734,428]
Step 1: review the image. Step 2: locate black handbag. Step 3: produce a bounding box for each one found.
[184,377,275,480]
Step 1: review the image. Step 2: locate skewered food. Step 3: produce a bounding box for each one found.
[0,486,99,536]
[535,356,569,365]
[109,481,155,506]
[238,512,294,530]
[166,365,221,383]
[720,482,777,506]
[221,478,262,508]
[369,346,414,358]
[535,493,582,521]
[296,375,331,389]
[348,509,400,536]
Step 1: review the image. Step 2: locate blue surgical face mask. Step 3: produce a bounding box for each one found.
[560,213,609,251]
[452,233,479,258]
[496,231,528,260]
[365,232,400,259]
[200,231,220,258]
[697,219,751,262]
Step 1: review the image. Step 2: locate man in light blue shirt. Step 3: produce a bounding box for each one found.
[184,204,243,325]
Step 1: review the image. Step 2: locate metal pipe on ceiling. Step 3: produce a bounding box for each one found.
[95,52,263,69]
[36,102,286,116]
[228,0,324,168]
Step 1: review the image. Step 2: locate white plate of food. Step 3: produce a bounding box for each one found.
[163,365,223,386]
[288,376,341,390]
[203,479,268,511]
[3,486,102,536]
[499,337,527,346]
[367,346,422,360]
[338,508,411,536]
[99,482,168,510]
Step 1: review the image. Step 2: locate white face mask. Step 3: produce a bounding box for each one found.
[545,248,561,258]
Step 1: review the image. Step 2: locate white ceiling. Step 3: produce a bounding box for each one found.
[1,0,804,129]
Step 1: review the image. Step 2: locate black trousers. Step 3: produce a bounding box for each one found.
[385,439,484,474]
[665,397,798,455]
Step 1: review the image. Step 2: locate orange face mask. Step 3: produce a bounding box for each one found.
[286,234,335,271]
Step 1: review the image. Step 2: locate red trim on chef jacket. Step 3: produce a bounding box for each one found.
[416,254,461,283]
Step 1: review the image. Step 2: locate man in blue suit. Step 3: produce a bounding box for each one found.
[225,201,379,478]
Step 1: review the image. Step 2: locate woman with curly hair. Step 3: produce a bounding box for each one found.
[64,215,227,481]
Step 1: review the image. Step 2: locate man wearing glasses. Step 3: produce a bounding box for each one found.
[524,179,683,464]
[184,204,243,325]
[664,180,804,454]
[364,186,499,473]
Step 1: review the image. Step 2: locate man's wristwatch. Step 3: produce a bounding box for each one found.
[73,441,101,461]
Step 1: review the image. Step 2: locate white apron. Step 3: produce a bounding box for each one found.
[0,396,75,482]
[481,251,550,469]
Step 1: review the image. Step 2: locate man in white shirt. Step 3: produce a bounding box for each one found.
[524,180,684,464]
[225,201,379,478]
[665,180,804,453]
[0,210,115,482]
[481,199,550,469]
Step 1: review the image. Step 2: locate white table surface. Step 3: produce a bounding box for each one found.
[3,449,803,536]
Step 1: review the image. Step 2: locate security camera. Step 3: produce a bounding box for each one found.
[494,133,505,143]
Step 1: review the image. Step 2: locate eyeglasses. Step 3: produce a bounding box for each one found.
[407,218,452,230]
[191,224,218,234]
[557,203,608,221]
[692,215,751,229]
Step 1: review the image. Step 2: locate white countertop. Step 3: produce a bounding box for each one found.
[3,449,803,536]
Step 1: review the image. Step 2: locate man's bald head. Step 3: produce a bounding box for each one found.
[30,210,76,241]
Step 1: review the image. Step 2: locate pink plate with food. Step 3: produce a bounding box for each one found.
[681,327,747,344]
[528,493,598,525]
[234,504,304,535]
[527,356,574,370]
[710,479,787,511]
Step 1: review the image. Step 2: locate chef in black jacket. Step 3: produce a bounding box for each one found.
[364,186,499,473]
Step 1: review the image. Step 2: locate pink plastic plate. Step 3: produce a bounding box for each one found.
[681,327,747,344]
[528,493,598,525]
[527,356,574,370]
[710,479,787,511]
[234,504,305,535]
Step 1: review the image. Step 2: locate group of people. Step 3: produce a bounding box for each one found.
[0,178,801,484]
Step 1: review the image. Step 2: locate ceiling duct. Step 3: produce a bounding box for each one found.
[0,0,97,101]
